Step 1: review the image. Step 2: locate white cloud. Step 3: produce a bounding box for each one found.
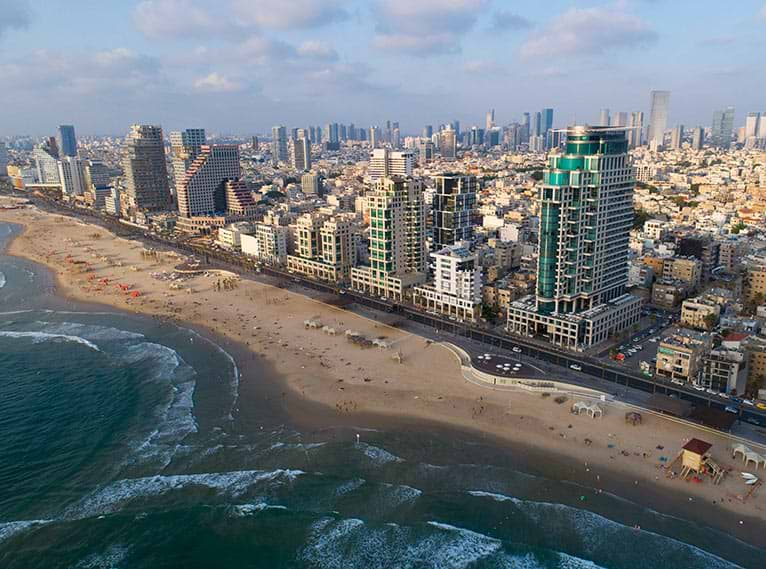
[134,0,226,38]
[0,0,31,39]
[193,72,243,92]
[520,3,656,59]
[231,0,348,30]
[372,0,488,55]
[297,40,338,61]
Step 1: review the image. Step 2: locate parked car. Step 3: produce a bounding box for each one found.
[725,405,740,414]
[569,364,582,371]
[671,379,685,386]
[512,347,522,353]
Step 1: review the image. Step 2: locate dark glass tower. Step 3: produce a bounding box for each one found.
[432,174,477,250]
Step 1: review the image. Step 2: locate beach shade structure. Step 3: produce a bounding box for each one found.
[571,401,589,415]
[680,438,712,479]
[625,411,643,426]
[732,444,751,461]
[743,451,766,469]
[587,404,603,419]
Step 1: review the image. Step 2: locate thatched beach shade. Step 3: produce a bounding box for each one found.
[625,411,643,426]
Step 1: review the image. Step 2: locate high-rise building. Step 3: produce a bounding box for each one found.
[531,112,542,137]
[627,111,644,148]
[369,148,415,180]
[170,129,206,194]
[57,157,86,197]
[439,127,457,161]
[599,109,610,127]
[177,145,241,217]
[293,130,311,172]
[423,125,433,139]
[691,127,704,150]
[418,140,435,165]
[271,126,288,165]
[485,109,495,131]
[414,243,482,322]
[301,172,321,196]
[252,136,259,150]
[370,126,382,149]
[123,124,171,213]
[670,125,684,149]
[84,160,112,208]
[56,125,78,157]
[521,113,531,142]
[612,112,629,127]
[744,112,761,148]
[432,174,477,250]
[0,142,8,177]
[33,144,60,184]
[711,107,735,149]
[287,213,358,282]
[647,90,670,149]
[506,126,641,350]
[351,177,427,300]
[542,108,554,135]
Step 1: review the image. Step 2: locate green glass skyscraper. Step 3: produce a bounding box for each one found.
[507,126,641,350]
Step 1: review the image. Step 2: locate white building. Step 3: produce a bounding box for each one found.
[105,187,121,216]
[0,142,8,176]
[177,145,240,217]
[368,148,414,180]
[414,243,482,322]
[241,223,288,265]
[217,222,254,251]
[57,157,86,198]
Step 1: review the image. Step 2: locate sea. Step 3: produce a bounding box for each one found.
[0,220,761,569]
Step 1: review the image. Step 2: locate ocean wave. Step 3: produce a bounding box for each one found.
[0,330,101,351]
[301,517,601,569]
[356,442,404,465]
[73,544,131,569]
[467,491,740,569]
[0,519,50,545]
[230,503,289,517]
[0,271,5,288]
[67,469,304,520]
[180,326,240,416]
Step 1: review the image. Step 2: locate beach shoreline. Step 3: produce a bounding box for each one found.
[1,199,764,550]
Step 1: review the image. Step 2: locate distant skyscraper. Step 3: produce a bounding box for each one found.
[370,126,382,149]
[251,136,259,150]
[451,120,461,139]
[177,145,240,217]
[56,125,78,157]
[670,125,684,149]
[612,112,629,128]
[691,127,704,150]
[423,125,433,139]
[271,126,288,165]
[542,108,554,134]
[0,142,8,176]
[439,127,457,161]
[170,129,206,194]
[628,111,644,148]
[33,144,60,184]
[647,90,671,149]
[711,107,735,149]
[418,140,435,165]
[521,113,531,142]
[744,112,761,147]
[532,112,542,137]
[506,126,641,349]
[485,109,495,131]
[293,130,312,172]
[432,175,477,250]
[599,109,610,127]
[123,124,171,213]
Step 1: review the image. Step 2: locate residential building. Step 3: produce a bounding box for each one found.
[680,297,720,331]
[627,111,644,148]
[701,349,746,394]
[506,126,641,350]
[414,243,482,322]
[652,279,689,309]
[418,140,435,165]
[691,127,704,150]
[123,124,171,213]
[241,223,288,265]
[217,222,254,251]
[351,177,427,300]
[656,330,710,383]
[0,143,8,176]
[663,256,702,289]
[56,125,77,157]
[647,91,670,149]
[301,172,321,196]
[33,144,60,184]
[104,187,121,216]
[287,214,358,283]
[293,130,311,172]
[432,174,477,250]
[439,127,457,161]
[670,125,684,149]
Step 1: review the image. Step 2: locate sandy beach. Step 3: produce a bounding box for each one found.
[1,197,765,545]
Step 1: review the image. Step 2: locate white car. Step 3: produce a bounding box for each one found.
[671,379,685,386]
[512,347,522,353]
[743,399,755,406]
[569,364,582,371]
[692,385,706,391]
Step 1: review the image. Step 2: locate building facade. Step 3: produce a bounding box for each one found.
[432,174,477,250]
[123,124,171,213]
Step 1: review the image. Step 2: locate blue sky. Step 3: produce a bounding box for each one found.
[0,0,764,136]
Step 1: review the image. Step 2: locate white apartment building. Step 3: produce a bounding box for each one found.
[287,213,358,283]
[414,243,482,322]
[57,157,86,198]
[217,222,254,251]
[241,223,288,265]
[177,145,240,217]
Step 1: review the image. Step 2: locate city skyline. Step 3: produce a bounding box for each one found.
[1,0,765,135]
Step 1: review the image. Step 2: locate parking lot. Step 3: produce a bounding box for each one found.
[598,308,677,371]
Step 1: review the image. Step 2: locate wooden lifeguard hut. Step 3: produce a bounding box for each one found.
[680,438,712,479]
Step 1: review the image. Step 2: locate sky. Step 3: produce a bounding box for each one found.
[0,0,765,136]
